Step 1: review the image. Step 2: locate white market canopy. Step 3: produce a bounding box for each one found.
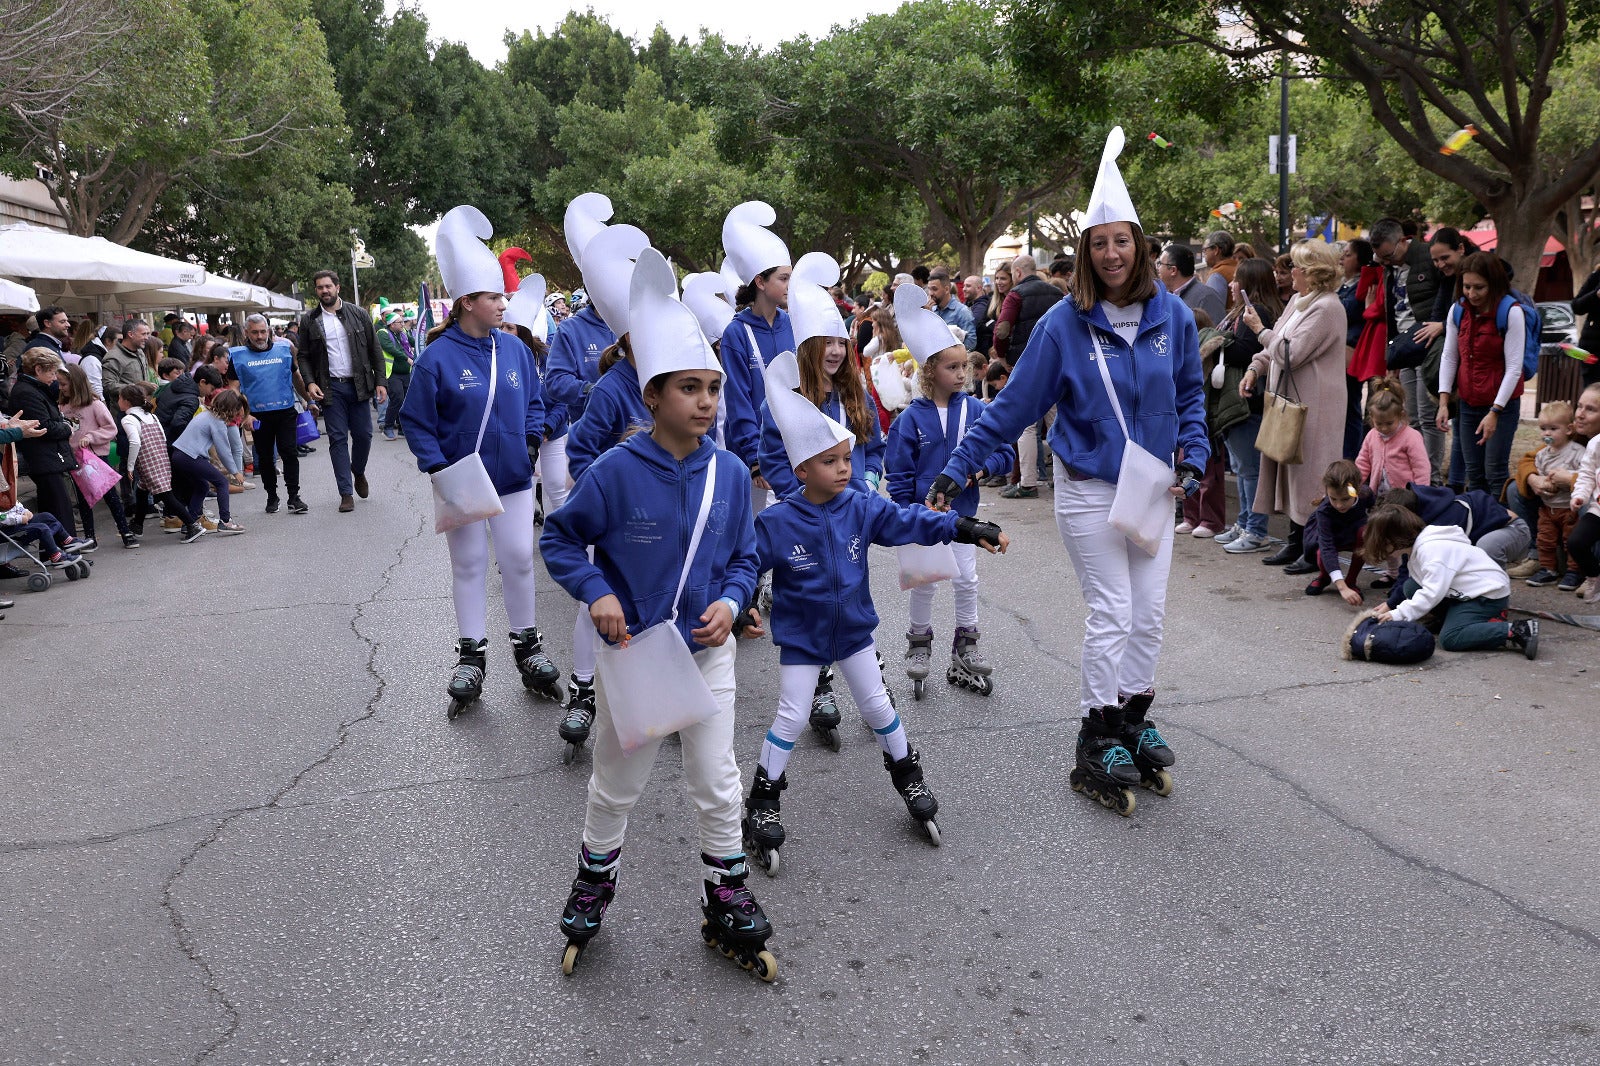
[0,277,39,314]
[0,223,204,310]
[146,275,301,313]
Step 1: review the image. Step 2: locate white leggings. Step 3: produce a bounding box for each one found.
[535,433,569,513]
[584,641,742,857]
[907,541,979,630]
[444,488,538,641]
[758,645,907,779]
[1052,473,1174,713]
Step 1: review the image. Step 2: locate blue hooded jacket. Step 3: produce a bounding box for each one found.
[532,337,569,442]
[758,388,884,499]
[939,285,1208,486]
[886,395,1014,517]
[1406,483,1511,539]
[755,488,960,666]
[565,359,653,485]
[541,433,759,653]
[399,324,545,496]
[545,306,614,423]
[719,306,794,470]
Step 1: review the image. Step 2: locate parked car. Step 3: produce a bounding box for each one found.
[1539,301,1579,357]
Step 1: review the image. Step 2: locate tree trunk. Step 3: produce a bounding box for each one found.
[958,230,988,279]
[1485,194,1554,297]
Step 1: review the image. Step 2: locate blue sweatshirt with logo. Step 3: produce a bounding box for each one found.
[541,433,759,653]
[566,359,653,485]
[400,324,545,496]
[719,306,794,470]
[940,285,1208,486]
[229,341,297,413]
[755,488,959,666]
[545,306,614,423]
[886,395,1014,517]
[758,387,884,499]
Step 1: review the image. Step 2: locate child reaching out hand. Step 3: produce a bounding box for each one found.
[1302,460,1373,607]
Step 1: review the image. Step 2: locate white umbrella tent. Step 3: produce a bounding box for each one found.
[0,277,39,314]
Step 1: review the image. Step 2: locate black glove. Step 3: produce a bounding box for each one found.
[426,463,447,474]
[925,473,962,508]
[731,602,760,638]
[1175,462,1202,498]
[527,436,542,466]
[954,515,1004,546]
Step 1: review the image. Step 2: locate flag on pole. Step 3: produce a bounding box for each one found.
[414,282,434,357]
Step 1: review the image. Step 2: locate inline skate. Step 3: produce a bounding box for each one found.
[446,637,488,719]
[883,748,941,845]
[510,626,563,702]
[1119,690,1175,796]
[946,626,993,696]
[905,627,933,700]
[809,666,841,751]
[1070,707,1141,815]
[742,767,787,876]
[559,846,619,975]
[699,854,777,982]
[559,676,596,764]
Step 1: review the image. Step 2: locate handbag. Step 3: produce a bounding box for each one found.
[429,334,506,534]
[1257,335,1308,466]
[1090,327,1175,557]
[594,453,723,754]
[69,447,122,506]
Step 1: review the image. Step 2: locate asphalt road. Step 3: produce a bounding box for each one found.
[2,436,1597,1066]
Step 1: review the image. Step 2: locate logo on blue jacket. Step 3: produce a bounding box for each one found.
[458,368,482,390]
[787,543,815,572]
[507,370,521,389]
[848,534,862,563]
[1151,331,1170,356]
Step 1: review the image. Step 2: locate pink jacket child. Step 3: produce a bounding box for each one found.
[60,397,119,458]
[1356,423,1430,495]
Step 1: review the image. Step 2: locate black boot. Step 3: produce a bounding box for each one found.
[1264,521,1303,566]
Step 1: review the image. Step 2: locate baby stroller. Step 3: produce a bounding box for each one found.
[0,445,92,591]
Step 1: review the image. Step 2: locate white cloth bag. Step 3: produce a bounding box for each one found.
[896,401,966,588]
[594,454,723,754]
[430,334,507,534]
[1091,327,1174,557]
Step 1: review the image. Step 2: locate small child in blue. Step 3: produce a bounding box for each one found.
[885,313,1015,696]
[742,351,1009,874]
[1301,459,1375,606]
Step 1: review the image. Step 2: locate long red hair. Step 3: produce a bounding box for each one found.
[797,336,870,445]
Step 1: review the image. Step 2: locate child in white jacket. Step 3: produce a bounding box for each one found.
[1364,504,1538,659]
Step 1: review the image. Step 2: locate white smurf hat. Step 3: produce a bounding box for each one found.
[436,205,505,299]
[764,350,853,469]
[722,201,791,284]
[681,271,735,343]
[504,272,549,343]
[630,248,722,395]
[582,223,651,336]
[1082,126,1140,231]
[787,251,847,346]
[895,282,959,365]
[564,192,614,272]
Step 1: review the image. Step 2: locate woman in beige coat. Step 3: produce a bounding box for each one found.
[1238,240,1349,569]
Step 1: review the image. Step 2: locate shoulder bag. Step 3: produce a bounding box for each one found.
[1090,326,1175,557]
[1257,328,1308,466]
[429,335,507,533]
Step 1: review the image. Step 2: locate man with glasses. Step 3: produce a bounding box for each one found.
[1158,245,1225,324]
[1370,217,1444,478]
[1201,230,1238,309]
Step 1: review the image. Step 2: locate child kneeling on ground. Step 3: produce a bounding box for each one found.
[1302,459,1373,606]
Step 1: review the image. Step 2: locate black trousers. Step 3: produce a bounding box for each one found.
[31,471,77,539]
[254,408,300,498]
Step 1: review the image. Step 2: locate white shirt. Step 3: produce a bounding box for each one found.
[1102,301,1145,348]
[321,309,352,378]
[1392,525,1512,622]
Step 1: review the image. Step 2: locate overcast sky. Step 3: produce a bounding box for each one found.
[388,0,905,66]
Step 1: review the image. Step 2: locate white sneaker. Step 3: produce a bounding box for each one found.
[1192,525,1219,539]
[1581,578,1600,602]
[1225,531,1271,553]
[1214,524,1244,545]
[1174,521,1195,535]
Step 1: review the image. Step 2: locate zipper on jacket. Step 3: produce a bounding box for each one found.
[821,502,843,662]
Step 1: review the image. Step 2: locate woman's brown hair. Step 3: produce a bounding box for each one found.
[70,319,97,353]
[1233,257,1283,320]
[1455,251,1510,308]
[1070,221,1157,312]
[1361,505,1426,562]
[796,336,871,445]
[426,296,474,344]
[598,333,633,375]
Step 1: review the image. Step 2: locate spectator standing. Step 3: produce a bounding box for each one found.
[1158,244,1225,325]
[1339,237,1381,460]
[58,363,137,548]
[973,267,1008,356]
[1215,258,1283,553]
[1437,252,1523,494]
[232,314,310,515]
[1201,231,1237,310]
[297,270,385,513]
[10,348,80,538]
[1571,256,1600,390]
[993,254,1063,500]
[166,319,195,366]
[926,267,976,351]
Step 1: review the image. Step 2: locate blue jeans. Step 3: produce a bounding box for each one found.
[321,378,372,497]
[1456,400,1519,493]
[1223,414,1267,536]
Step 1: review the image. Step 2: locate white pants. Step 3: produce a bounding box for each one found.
[571,608,597,683]
[444,488,538,640]
[535,433,569,513]
[907,541,979,630]
[1052,473,1174,712]
[584,641,742,857]
[758,646,906,779]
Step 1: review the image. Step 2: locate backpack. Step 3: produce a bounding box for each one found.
[1449,290,1541,381]
[1343,610,1436,664]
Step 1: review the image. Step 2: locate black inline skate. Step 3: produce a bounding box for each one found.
[446,637,488,719]
[559,845,619,975]
[883,748,941,845]
[946,626,993,696]
[699,854,777,982]
[559,676,596,765]
[1119,690,1175,797]
[1070,706,1141,816]
[510,626,563,702]
[742,767,787,876]
[809,665,841,751]
[905,627,933,700]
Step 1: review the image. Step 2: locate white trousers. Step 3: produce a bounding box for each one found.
[907,541,979,630]
[758,646,906,779]
[570,609,597,683]
[444,488,538,640]
[583,641,742,857]
[1052,472,1174,712]
[535,433,569,513]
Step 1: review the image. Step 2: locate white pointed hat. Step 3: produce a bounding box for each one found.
[895,282,959,365]
[722,201,791,284]
[436,205,505,299]
[764,350,853,469]
[630,248,722,396]
[787,251,847,346]
[504,272,549,343]
[681,271,735,343]
[582,223,651,336]
[1082,126,1140,231]
[564,192,614,272]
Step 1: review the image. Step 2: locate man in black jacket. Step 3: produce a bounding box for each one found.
[297,270,384,512]
[1373,218,1445,480]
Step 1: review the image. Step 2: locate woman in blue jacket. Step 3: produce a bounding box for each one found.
[927,129,1206,816]
[400,206,563,713]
